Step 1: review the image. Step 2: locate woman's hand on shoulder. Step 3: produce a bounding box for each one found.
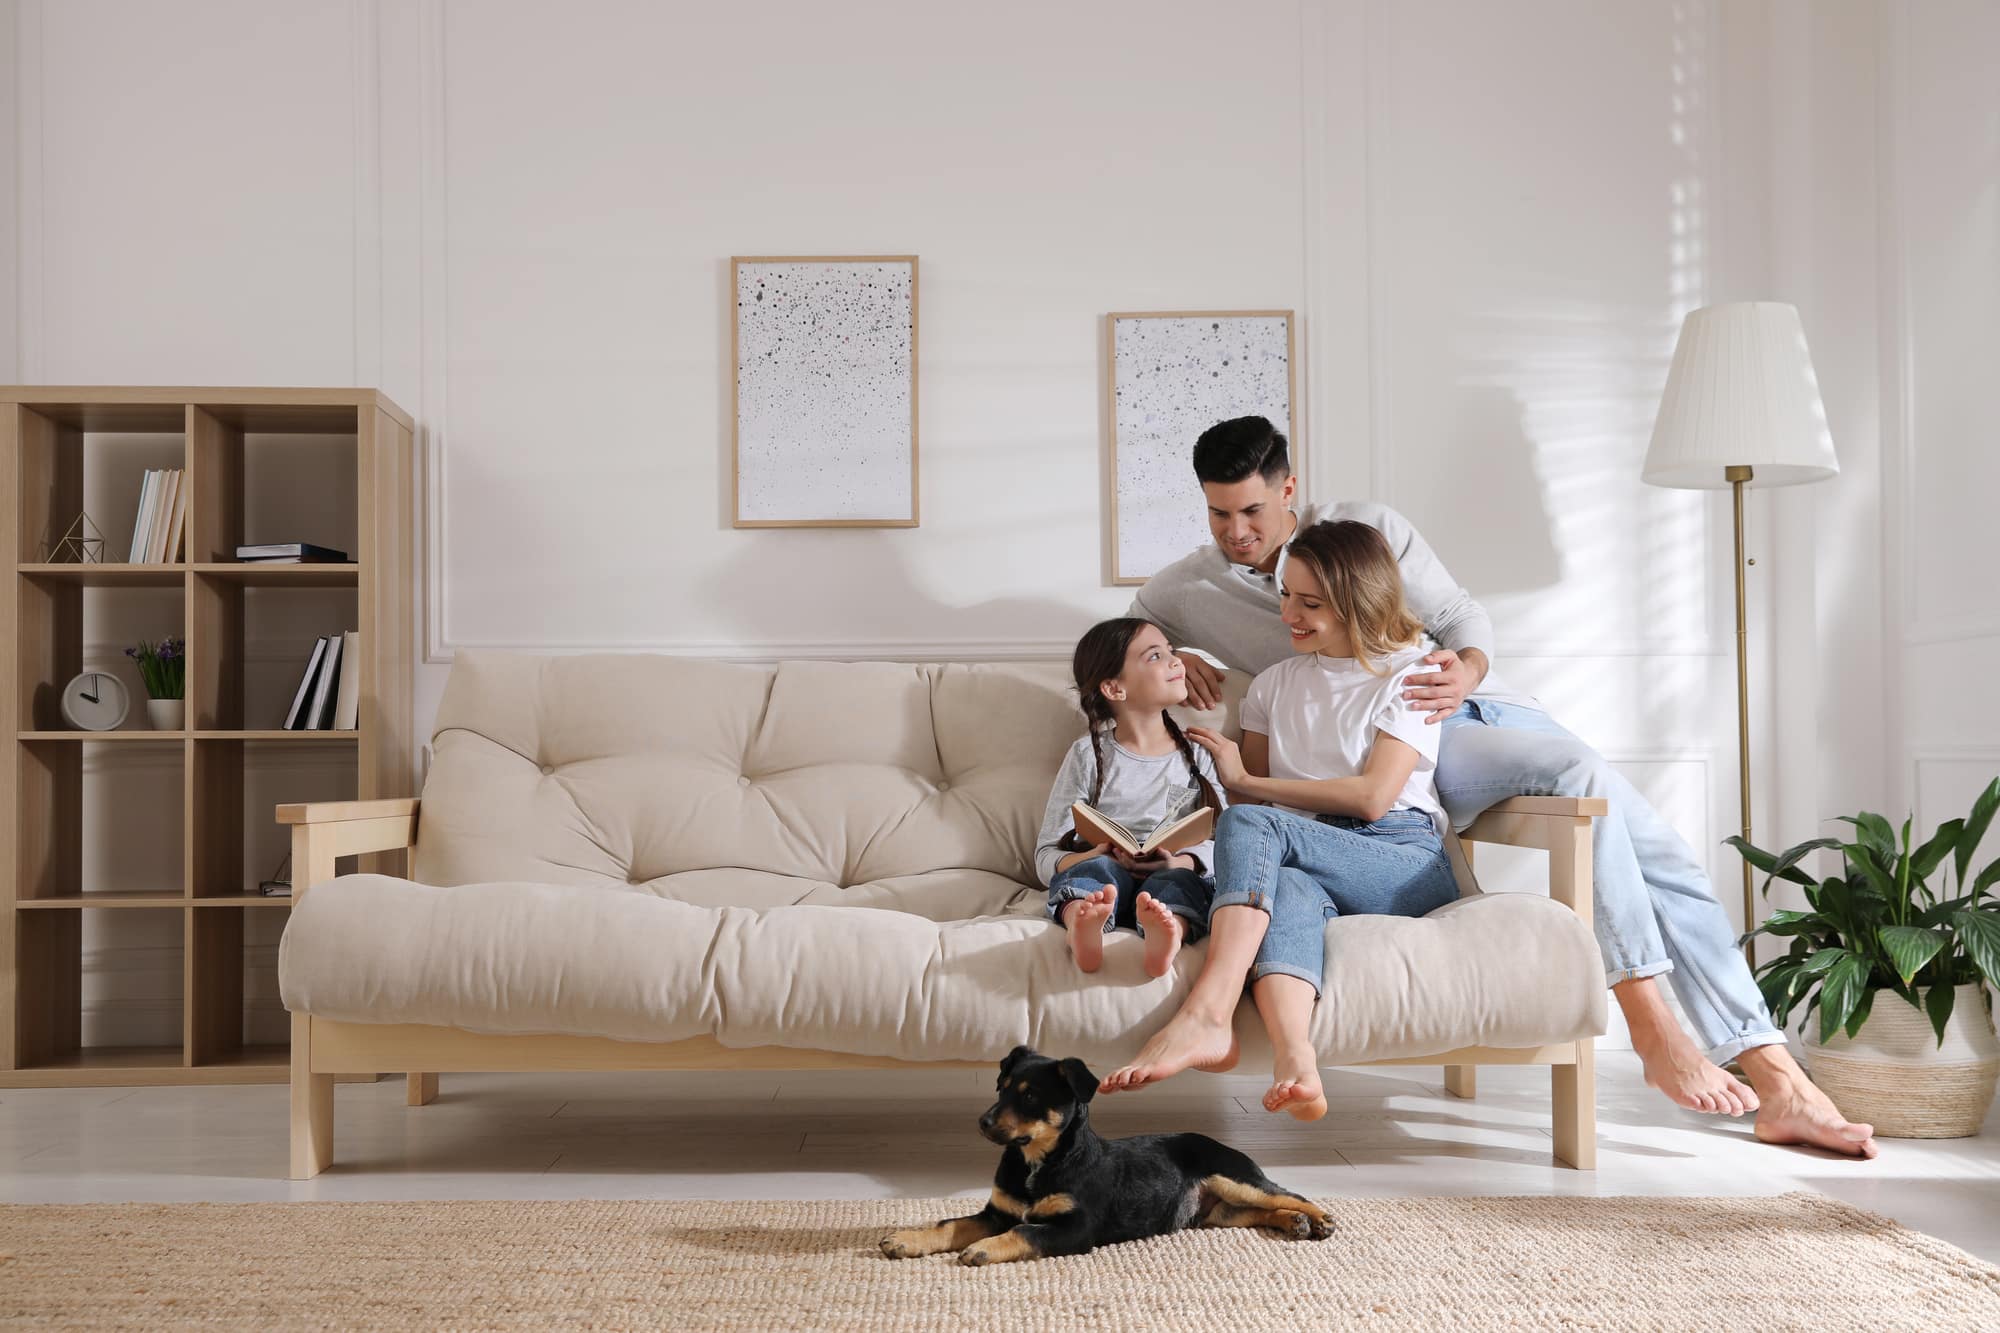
[1184,726,1248,789]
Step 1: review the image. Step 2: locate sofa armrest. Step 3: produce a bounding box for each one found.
[276,798,421,825]
[276,799,421,897]
[1457,795,1607,924]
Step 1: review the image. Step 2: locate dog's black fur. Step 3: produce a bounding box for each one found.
[881,1046,1332,1265]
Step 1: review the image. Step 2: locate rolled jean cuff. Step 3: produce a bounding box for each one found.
[1605,958,1674,987]
[1249,961,1322,999]
[1708,1028,1786,1067]
[1207,889,1272,916]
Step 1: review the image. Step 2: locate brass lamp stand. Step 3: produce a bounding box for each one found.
[1727,464,1755,964]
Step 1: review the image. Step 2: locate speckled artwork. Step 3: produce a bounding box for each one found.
[1109,313,1295,583]
[734,257,917,526]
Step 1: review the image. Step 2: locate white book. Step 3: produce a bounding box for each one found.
[164,470,188,563]
[129,471,158,563]
[155,471,181,562]
[283,637,329,730]
[331,630,361,731]
[308,631,343,730]
[144,470,174,563]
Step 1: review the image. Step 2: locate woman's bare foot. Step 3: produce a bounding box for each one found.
[1740,1047,1879,1159]
[1062,888,1116,973]
[1099,1008,1239,1094]
[1615,978,1757,1115]
[1263,1042,1327,1120]
[1136,892,1185,978]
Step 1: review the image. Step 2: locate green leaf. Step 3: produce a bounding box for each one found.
[1955,777,2000,889]
[1879,925,1948,985]
[1837,813,1898,858]
[1971,856,2000,905]
[1797,947,1848,978]
[1926,982,1957,1047]
[1725,835,1821,889]
[1841,843,1901,907]
[1951,907,2000,986]
[1912,818,1963,881]
[1817,954,1869,1044]
[1843,984,1877,1040]
[1742,909,1820,941]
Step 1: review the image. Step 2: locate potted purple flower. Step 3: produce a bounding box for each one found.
[126,636,185,731]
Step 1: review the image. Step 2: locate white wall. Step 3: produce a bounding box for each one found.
[9,0,1993,1043]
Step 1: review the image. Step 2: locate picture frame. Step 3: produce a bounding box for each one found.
[731,255,919,528]
[1103,310,1299,586]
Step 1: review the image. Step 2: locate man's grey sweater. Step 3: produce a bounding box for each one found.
[1128,499,1534,707]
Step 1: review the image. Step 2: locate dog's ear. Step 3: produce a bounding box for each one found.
[1058,1058,1098,1105]
[1000,1045,1036,1078]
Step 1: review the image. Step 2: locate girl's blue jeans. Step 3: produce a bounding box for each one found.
[1210,804,1460,996]
[1046,857,1213,942]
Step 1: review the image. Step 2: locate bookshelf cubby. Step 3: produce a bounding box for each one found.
[3,387,414,1086]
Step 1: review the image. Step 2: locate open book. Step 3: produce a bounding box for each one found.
[1071,802,1214,858]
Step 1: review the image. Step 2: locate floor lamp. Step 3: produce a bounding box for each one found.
[1643,302,1839,962]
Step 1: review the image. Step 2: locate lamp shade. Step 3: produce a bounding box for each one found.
[1643,301,1839,490]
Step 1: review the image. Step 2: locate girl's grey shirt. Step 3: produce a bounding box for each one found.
[1033,733,1227,886]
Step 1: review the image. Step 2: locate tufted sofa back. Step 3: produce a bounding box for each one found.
[412,652,1116,913]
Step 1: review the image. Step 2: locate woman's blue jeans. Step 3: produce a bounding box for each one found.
[1210,804,1460,995]
[1047,857,1213,941]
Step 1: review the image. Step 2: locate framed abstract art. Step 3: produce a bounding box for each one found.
[1104,310,1297,584]
[731,255,919,527]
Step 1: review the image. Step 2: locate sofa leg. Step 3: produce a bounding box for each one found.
[407,1072,438,1106]
[1551,1041,1596,1170]
[289,1014,334,1179]
[1443,1065,1476,1099]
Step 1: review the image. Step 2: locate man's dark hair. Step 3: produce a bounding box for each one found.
[1192,415,1291,485]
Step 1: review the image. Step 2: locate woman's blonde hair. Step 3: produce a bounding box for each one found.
[1284,520,1423,674]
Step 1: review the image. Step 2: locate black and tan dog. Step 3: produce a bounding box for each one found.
[881,1045,1332,1266]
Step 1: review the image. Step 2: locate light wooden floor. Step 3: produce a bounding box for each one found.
[2,1051,1994,1264]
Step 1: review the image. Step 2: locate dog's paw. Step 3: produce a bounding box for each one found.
[957,1244,994,1267]
[880,1232,923,1259]
[1275,1208,1333,1241]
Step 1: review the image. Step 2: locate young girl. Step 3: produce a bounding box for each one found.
[1099,520,1461,1119]
[1035,618,1228,977]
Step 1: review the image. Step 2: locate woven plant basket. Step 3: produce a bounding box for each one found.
[1805,983,2000,1138]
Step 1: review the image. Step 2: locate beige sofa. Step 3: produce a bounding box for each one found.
[277,651,1607,1178]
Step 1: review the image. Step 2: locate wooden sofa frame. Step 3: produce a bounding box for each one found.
[278,793,1606,1179]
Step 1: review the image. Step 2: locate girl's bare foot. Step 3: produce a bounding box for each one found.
[1136,892,1185,978]
[1628,1011,1758,1116]
[1263,1042,1327,1120]
[1099,1008,1239,1094]
[1740,1048,1879,1159]
[1062,888,1116,973]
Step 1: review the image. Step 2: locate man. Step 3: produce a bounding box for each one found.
[1115,415,1874,1158]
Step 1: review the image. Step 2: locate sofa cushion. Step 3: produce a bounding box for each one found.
[413,652,1242,903]
[280,875,1606,1068]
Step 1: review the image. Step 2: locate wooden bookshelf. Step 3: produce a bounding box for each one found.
[2,387,414,1086]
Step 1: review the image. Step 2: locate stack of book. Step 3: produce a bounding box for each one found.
[284,631,362,731]
[236,542,349,564]
[129,469,187,563]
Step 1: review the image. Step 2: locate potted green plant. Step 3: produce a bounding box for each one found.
[126,636,185,732]
[1731,777,2000,1137]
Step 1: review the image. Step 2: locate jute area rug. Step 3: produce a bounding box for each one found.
[3,1192,1996,1331]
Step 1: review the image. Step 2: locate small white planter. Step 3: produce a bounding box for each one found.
[145,698,185,732]
[1805,984,2000,1138]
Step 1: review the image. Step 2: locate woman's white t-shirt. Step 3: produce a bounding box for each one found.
[1240,644,1447,833]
